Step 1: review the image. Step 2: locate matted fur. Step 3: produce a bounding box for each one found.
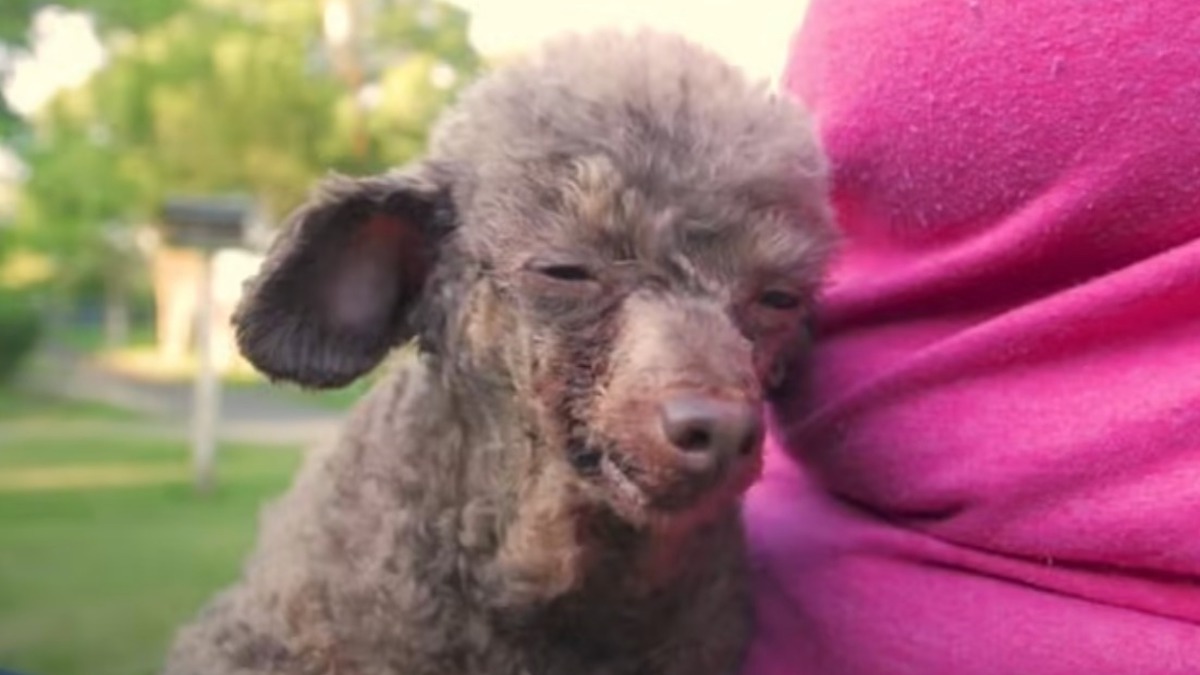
[163,29,833,675]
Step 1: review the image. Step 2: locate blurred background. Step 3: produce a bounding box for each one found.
[0,1,807,673]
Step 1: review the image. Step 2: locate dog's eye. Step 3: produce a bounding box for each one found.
[531,262,595,282]
[757,289,802,310]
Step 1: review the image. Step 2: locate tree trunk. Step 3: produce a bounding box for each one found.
[103,269,131,349]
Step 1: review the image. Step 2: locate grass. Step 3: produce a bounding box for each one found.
[96,345,390,413]
[57,323,157,355]
[227,376,375,412]
[0,389,138,423]
[48,321,410,413]
[0,393,301,675]
[91,341,375,413]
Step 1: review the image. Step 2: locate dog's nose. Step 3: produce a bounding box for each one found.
[659,396,763,472]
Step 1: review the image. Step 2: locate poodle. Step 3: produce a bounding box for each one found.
[163,29,834,675]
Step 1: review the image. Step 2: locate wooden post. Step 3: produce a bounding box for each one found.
[158,195,255,493]
[191,249,219,494]
[103,269,130,349]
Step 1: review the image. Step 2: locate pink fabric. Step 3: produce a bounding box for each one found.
[743,1,1200,673]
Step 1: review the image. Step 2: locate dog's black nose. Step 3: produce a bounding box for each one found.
[659,396,763,472]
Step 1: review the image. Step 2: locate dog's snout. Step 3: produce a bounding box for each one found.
[659,397,763,471]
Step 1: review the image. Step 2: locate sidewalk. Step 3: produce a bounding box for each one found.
[16,347,345,447]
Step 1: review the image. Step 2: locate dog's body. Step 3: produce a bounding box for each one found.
[168,363,750,675]
[164,30,832,675]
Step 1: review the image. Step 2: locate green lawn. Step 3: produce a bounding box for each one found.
[0,389,139,423]
[53,320,375,412]
[43,321,409,415]
[57,322,157,355]
[0,394,301,675]
[227,375,374,412]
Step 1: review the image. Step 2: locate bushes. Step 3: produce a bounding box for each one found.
[0,289,41,385]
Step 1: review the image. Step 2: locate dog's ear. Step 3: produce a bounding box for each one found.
[234,164,453,389]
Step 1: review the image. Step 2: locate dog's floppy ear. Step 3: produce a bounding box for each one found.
[234,164,453,389]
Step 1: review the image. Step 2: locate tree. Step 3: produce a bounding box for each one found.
[20,0,480,215]
[85,2,345,215]
[0,97,21,141]
[4,0,479,347]
[0,0,189,46]
[10,88,140,337]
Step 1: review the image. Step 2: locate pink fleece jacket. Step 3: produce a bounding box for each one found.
[743,2,1200,673]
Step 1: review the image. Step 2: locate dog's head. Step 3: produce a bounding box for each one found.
[234,31,834,530]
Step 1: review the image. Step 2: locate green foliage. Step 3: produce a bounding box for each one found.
[16,96,139,282]
[85,3,344,213]
[0,287,41,384]
[0,0,189,46]
[5,0,480,297]
[0,97,22,141]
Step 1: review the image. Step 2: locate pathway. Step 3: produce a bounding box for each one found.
[13,347,345,447]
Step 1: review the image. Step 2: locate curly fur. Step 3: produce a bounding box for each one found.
[163,29,833,675]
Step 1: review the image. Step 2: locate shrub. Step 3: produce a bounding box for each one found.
[0,289,42,385]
